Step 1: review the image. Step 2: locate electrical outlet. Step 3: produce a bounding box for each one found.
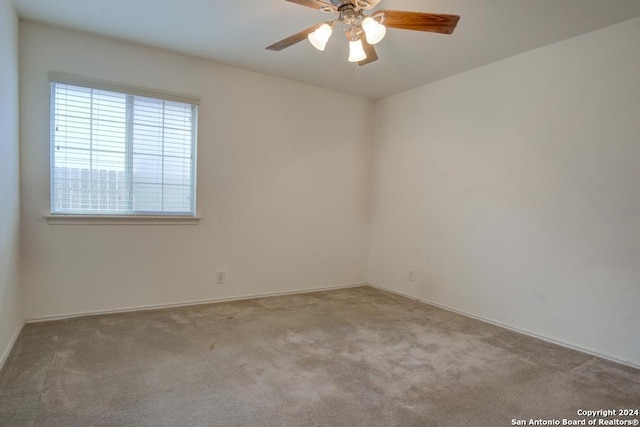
[216,271,225,284]
[408,270,415,282]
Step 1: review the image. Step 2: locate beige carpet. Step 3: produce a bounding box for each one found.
[1,286,638,426]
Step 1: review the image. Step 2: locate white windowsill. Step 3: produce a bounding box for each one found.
[45,215,200,225]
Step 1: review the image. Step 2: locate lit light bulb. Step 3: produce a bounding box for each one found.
[362,16,386,45]
[348,39,367,62]
[308,23,333,51]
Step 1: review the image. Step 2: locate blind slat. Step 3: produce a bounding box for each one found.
[51,82,197,216]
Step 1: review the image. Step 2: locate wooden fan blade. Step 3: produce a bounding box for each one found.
[358,35,378,66]
[286,0,335,10]
[266,23,323,51]
[378,10,460,35]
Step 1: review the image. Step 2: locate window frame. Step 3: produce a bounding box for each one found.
[47,73,200,223]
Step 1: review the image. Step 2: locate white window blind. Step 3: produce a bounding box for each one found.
[50,77,198,216]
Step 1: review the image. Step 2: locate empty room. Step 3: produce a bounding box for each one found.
[1,0,639,425]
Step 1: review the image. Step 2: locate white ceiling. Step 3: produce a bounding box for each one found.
[11,0,640,99]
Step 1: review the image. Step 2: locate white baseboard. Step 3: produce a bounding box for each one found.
[0,320,25,371]
[26,283,367,323]
[368,283,640,370]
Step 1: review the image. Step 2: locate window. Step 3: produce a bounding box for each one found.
[50,74,198,217]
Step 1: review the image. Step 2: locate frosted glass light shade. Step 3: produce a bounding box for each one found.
[348,39,367,62]
[308,23,333,51]
[362,17,386,45]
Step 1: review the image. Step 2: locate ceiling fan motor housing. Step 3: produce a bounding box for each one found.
[339,5,361,26]
[330,0,380,11]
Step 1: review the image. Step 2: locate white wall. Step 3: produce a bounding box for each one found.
[0,0,23,365]
[369,17,640,366]
[17,15,640,367]
[20,22,373,319]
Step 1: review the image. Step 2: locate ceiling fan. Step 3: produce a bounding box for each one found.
[266,0,460,66]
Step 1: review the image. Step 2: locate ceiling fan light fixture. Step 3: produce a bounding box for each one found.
[266,1,460,66]
[362,16,386,45]
[308,23,333,51]
[348,39,367,62]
